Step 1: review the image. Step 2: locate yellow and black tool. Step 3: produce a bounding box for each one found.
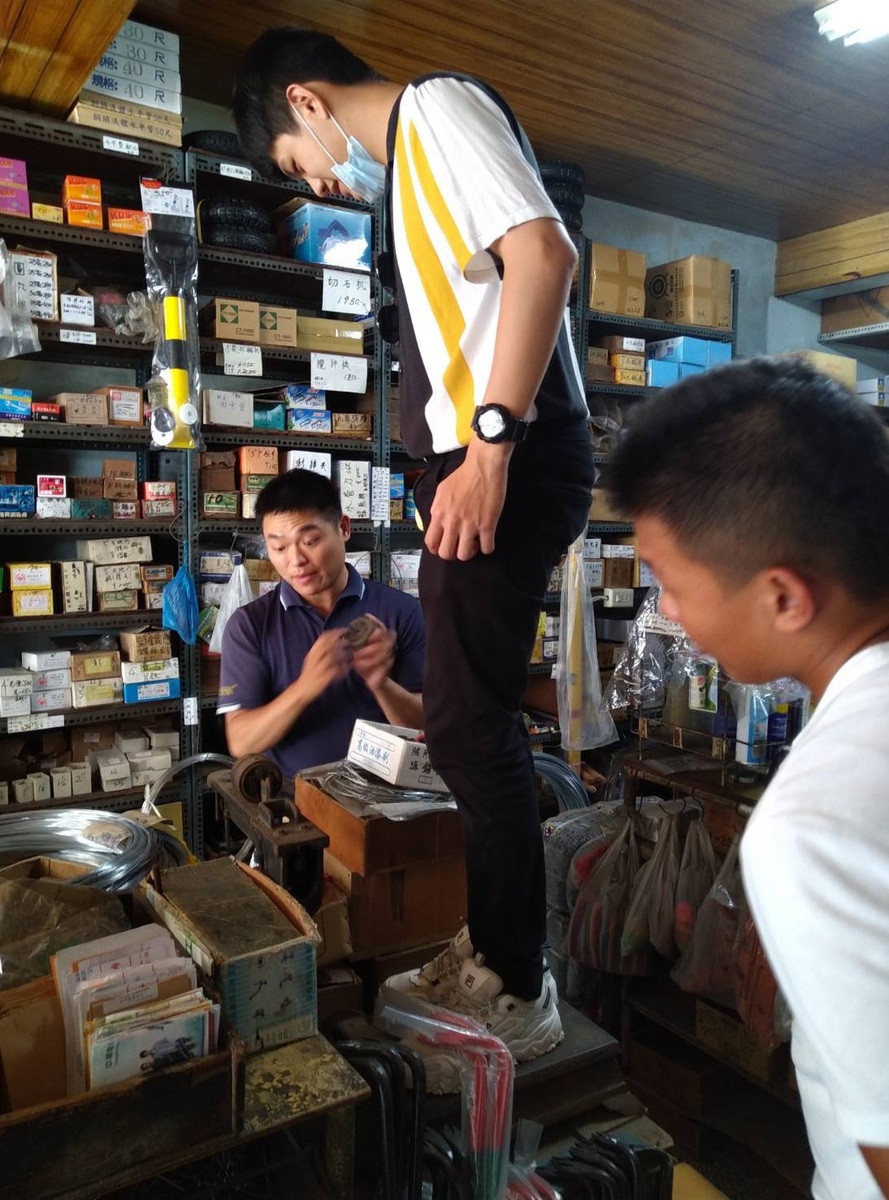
[145,229,200,449]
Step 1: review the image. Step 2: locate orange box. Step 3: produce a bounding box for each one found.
[237,446,279,475]
[62,175,102,205]
[65,201,103,230]
[107,208,151,236]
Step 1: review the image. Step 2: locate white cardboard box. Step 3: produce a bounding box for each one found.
[74,536,152,565]
[69,762,91,796]
[120,657,178,685]
[347,720,448,793]
[21,651,70,671]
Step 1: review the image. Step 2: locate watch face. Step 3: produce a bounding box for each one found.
[477,407,507,438]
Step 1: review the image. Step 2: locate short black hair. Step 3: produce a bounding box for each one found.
[604,356,889,602]
[254,469,342,524]
[233,27,383,175]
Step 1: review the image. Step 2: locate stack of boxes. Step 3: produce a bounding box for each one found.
[0,157,29,218]
[69,20,183,148]
[588,335,647,387]
[74,536,153,615]
[120,628,179,704]
[646,336,733,387]
[200,299,369,359]
[70,646,122,710]
[62,175,103,231]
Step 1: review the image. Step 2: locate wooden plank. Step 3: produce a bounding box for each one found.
[29,0,137,115]
[776,211,889,295]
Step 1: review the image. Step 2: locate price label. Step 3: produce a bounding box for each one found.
[310,353,368,394]
[183,696,198,726]
[140,178,195,217]
[372,466,391,526]
[323,268,371,315]
[222,342,263,376]
[7,713,65,733]
[60,328,97,345]
[60,293,95,326]
[0,423,24,439]
[103,135,139,156]
[220,162,252,180]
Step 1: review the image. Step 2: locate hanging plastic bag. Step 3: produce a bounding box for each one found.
[605,585,696,713]
[671,837,745,1007]
[208,565,254,654]
[622,813,680,959]
[568,820,650,976]
[557,531,618,750]
[162,565,199,645]
[673,816,718,952]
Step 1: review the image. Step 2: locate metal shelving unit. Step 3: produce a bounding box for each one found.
[0,520,177,537]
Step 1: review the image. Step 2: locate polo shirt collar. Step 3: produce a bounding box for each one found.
[279,563,366,611]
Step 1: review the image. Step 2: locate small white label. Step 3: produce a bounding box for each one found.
[222,342,263,377]
[372,466,391,526]
[183,696,198,726]
[219,162,252,180]
[139,178,195,217]
[0,424,24,439]
[7,714,65,733]
[60,328,97,345]
[60,294,95,326]
[102,134,139,156]
[310,353,368,394]
[323,268,371,315]
[638,611,686,637]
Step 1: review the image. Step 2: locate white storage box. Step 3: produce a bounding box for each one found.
[347,720,448,793]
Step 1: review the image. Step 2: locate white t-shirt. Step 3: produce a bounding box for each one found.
[741,643,889,1200]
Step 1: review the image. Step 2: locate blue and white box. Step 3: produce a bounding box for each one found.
[648,336,710,367]
[647,359,680,388]
[276,200,372,272]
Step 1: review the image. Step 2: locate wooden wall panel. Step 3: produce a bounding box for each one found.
[776,213,889,296]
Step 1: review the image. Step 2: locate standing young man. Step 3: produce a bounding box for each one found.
[605,357,889,1200]
[234,29,594,1066]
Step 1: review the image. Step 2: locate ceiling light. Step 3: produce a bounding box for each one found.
[814,0,889,45]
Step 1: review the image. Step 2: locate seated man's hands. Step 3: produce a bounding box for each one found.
[349,614,396,694]
[299,628,354,701]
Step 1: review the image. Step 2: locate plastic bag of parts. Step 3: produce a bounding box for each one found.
[0,874,129,992]
[507,1120,562,1199]
[621,811,681,959]
[162,564,200,645]
[208,564,253,654]
[374,993,514,1200]
[674,815,718,952]
[91,285,158,342]
[733,911,783,1049]
[557,532,617,750]
[605,585,696,713]
[0,239,40,359]
[143,211,203,451]
[671,836,746,1007]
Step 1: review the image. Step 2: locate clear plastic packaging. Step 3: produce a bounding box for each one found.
[557,532,617,750]
[605,586,695,713]
[621,812,680,959]
[208,564,253,654]
[673,816,718,952]
[0,238,40,359]
[671,837,745,1007]
[162,565,200,646]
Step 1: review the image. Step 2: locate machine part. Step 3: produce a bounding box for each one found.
[344,614,377,650]
[144,752,235,810]
[231,753,284,805]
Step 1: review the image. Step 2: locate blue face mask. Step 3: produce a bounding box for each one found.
[293,107,386,204]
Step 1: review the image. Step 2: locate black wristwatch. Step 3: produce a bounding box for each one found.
[470,403,530,444]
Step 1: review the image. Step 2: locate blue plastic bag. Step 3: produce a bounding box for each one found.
[162,565,199,645]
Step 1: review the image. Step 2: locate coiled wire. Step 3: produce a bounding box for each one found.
[319,759,451,806]
[532,752,590,812]
[0,809,162,892]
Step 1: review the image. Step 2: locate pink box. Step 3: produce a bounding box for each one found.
[37,475,66,498]
[0,186,30,217]
[0,158,27,188]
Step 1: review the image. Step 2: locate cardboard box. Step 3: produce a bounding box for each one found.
[69,96,183,149]
[201,298,260,344]
[201,468,237,493]
[85,71,183,115]
[645,255,732,330]
[780,348,857,391]
[0,186,30,217]
[29,667,71,691]
[821,286,889,336]
[106,207,151,236]
[647,359,681,388]
[120,628,172,662]
[347,721,448,793]
[72,678,123,709]
[142,564,174,585]
[275,199,372,272]
[200,450,237,470]
[103,458,136,480]
[65,200,103,230]
[594,335,646,354]
[238,445,278,475]
[142,498,177,518]
[94,562,142,593]
[102,477,138,501]
[588,243,647,317]
[97,589,140,612]
[241,494,258,520]
[31,202,63,224]
[613,368,648,386]
[69,650,121,682]
[92,385,143,426]
[30,688,70,713]
[54,392,108,425]
[280,384,327,411]
[12,589,53,617]
[609,352,646,371]
[202,389,253,429]
[69,477,103,499]
[202,492,238,517]
[8,562,52,590]
[332,412,372,438]
[69,761,91,795]
[21,651,69,671]
[647,335,711,366]
[36,473,66,498]
[296,316,367,355]
[297,767,462,876]
[257,305,298,348]
[240,473,276,494]
[62,175,101,205]
[143,858,320,1051]
[603,558,634,589]
[121,658,178,685]
[70,498,112,519]
[113,501,138,519]
[0,157,27,188]
[590,488,626,524]
[74,536,152,564]
[286,409,332,435]
[695,999,788,1081]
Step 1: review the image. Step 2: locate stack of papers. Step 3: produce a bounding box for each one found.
[51,925,219,1093]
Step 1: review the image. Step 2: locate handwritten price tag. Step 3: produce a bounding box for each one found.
[220,162,252,180]
[372,466,391,526]
[222,343,263,377]
[183,697,198,726]
[310,353,368,394]
[60,328,97,345]
[7,714,65,733]
[323,268,371,315]
[103,135,139,156]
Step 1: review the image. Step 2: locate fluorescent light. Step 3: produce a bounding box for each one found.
[815,0,889,45]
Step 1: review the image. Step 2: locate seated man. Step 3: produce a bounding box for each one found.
[218,469,424,776]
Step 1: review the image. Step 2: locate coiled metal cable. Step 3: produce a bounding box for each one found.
[0,809,162,892]
[319,759,452,806]
[532,752,590,812]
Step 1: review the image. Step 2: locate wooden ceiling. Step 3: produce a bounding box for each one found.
[6,0,889,242]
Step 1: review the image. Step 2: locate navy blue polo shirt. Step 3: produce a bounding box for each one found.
[217,566,425,778]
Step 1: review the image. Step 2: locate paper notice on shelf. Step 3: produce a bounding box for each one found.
[323,269,371,315]
[283,450,332,478]
[372,466,391,526]
[103,135,139,156]
[139,178,195,217]
[7,714,65,733]
[183,697,198,726]
[0,424,24,438]
[60,329,97,345]
[61,294,95,326]
[219,162,252,180]
[310,353,367,394]
[222,343,262,377]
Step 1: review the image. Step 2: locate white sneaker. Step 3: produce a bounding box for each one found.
[382,925,474,1003]
[419,956,564,1093]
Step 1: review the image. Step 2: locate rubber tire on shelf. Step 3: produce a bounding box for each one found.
[199,225,278,255]
[198,197,273,233]
[558,208,584,232]
[544,182,585,211]
[182,129,245,159]
[539,160,586,188]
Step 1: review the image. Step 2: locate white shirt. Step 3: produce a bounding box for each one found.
[741,643,889,1200]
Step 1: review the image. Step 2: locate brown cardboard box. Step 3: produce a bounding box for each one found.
[52,392,108,425]
[779,348,856,390]
[603,558,634,589]
[120,629,172,662]
[69,477,103,499]
[201,468,237,493]
[314,879,353,966]
[588,243,646,317]
[93,385,143,427]
[69,94,183,149]
[821,286,889,336]
[201,298,260,344]
[589,489,626,524]
[296,316,367,355]
[645,255,732,330]
[297,771,464,876]
[103,458,136,480]
[238,446,278,475]
[324,850,467,955]
[69,722,116,764]
[200,450,237,470]
[695,999,788,1081]
[332,412,372,438]
[102,477,138,501]
[69,650,121,682]
[0,976,66,1111]
[257,305,298,348]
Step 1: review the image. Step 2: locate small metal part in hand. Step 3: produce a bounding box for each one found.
[344,615,376,650]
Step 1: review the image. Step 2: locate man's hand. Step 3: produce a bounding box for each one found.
[299,628,352,699]
[424,440,511,560]
[350,614,396,693]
